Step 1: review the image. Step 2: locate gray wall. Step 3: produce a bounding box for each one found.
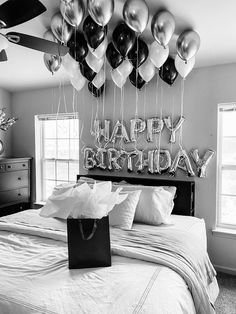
[11,63,236,272]
[0,88,12,157]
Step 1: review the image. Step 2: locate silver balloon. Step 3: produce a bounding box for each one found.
[177,30,201,62]
[123,0,149,33]
[153,149,171,174]
[60,0,85,28]
[44,53,62,75]
[51,12,73,44]
[147,118,164,142]
[43,30,57,42]
[94,119,110,142]
[124,150,139,172]
[169,149,195,177]
[130,118,146,142]
[84,148,97,169]
[107,148,123,170]
[190,149,215,178]
[96,148,107,170]
[164,116,185,143]
[151,10,175,48]
[109,120,131,143]
[88,0,114,26]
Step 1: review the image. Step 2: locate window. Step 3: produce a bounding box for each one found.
[217,104,236,228]
[35,113,79,202]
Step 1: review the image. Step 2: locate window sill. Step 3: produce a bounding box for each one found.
[212,227,236,239]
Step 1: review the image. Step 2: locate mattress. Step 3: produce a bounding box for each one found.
[0,210,218,314]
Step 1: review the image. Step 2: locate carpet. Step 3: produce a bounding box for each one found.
[215,272,236,314]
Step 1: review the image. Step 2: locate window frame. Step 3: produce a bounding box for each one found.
[217,102,236,230]
[35,113,79,203]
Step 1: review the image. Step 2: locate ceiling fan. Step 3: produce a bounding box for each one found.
[0,0,69,62]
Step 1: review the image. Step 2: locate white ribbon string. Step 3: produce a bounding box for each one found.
[179,78,185,150]
[155,72,159,148]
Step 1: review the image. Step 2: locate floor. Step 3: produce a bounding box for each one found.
[215,272,236,314]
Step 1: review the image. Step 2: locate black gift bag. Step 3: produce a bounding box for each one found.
[67,216,111,269]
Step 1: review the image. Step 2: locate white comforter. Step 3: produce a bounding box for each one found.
[0,210,218,314]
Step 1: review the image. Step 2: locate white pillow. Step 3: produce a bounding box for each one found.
[109,190,141,229]
[113,183,176,225]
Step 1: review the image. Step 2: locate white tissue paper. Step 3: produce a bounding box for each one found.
[40,181,127,220]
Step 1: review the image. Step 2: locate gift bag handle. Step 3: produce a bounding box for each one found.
[78,219,98,241]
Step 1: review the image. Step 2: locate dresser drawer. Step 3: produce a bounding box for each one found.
[0,164,5,172]
[0,170,29,191]
[0,188,29,205]
[5,162,29,172]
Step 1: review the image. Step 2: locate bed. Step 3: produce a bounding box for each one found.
[0,175,219,314]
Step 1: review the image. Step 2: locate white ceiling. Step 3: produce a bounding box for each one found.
[0,0,236,92]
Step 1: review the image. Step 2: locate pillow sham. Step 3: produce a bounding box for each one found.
[109,190,141,229]
[112,182,176,225]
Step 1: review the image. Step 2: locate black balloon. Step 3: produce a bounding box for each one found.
[106,42,123,69]
[128,37,149,68]
[80,60,96,81]
[129,68,146,89]
[83,15,107,49]
[112,23,135,57]
[67,31,88,62]
[88,82,104,97]
[159,57,178,86]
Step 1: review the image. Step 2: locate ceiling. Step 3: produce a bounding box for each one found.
[0,0,236,92]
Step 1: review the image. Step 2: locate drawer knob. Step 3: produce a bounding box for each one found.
[7,165,11,169]
[18,193,21,196]
[22,164,26,167]
[18,177,22,181]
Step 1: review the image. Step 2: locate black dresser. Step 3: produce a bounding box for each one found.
[0,157,32,217]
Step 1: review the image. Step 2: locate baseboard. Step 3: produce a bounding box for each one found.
[214,264,236,276]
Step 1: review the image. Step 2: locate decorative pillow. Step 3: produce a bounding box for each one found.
[112,183,176,225]
[109,190,141,229]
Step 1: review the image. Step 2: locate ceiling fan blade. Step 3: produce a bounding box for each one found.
[0,0,46,29]
[0,49,7,61]
[7,32,69,56]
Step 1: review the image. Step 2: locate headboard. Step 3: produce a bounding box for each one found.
[77,175,195,216]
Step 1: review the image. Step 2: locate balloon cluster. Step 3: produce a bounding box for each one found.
[0,108,18,131]
[44,0,201,94]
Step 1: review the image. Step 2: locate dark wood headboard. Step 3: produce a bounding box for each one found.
[77,175,195,216]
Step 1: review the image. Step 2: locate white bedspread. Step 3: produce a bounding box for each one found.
[0,210,218,314]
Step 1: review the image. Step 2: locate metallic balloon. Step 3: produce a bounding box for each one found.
[176,30,201,62]
[86,52,104,73]
[60,0,85,28]
[123,0,149,33]
[124,150,139,172]
[94,119,110,142]
[50,12,73,44]
[159,57,178,86]
[109,120,131,143]
[96,148,107,169]
[43,30,57,42]
[84,147,97,169]
[117,60,133,78]
[153,149,171,174]
[169,149,195,177]
[89,37,108,59]
[138,58,155,82]
[43,53,61,75]
[190,149,215,178]
[164,116,185,143]
[111,69,127,89]
[149,41,169,68]
[129,68,146,90]
[147,118,164,142]
[107,148,123,170]
[130,118,146,142]
[88,0,114,27]
[175,54,195,78]
[151,10,175,48]
[92,68,106,89]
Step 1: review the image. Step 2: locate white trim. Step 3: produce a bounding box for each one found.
[212,227,236,239]
[214,264,236,275]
